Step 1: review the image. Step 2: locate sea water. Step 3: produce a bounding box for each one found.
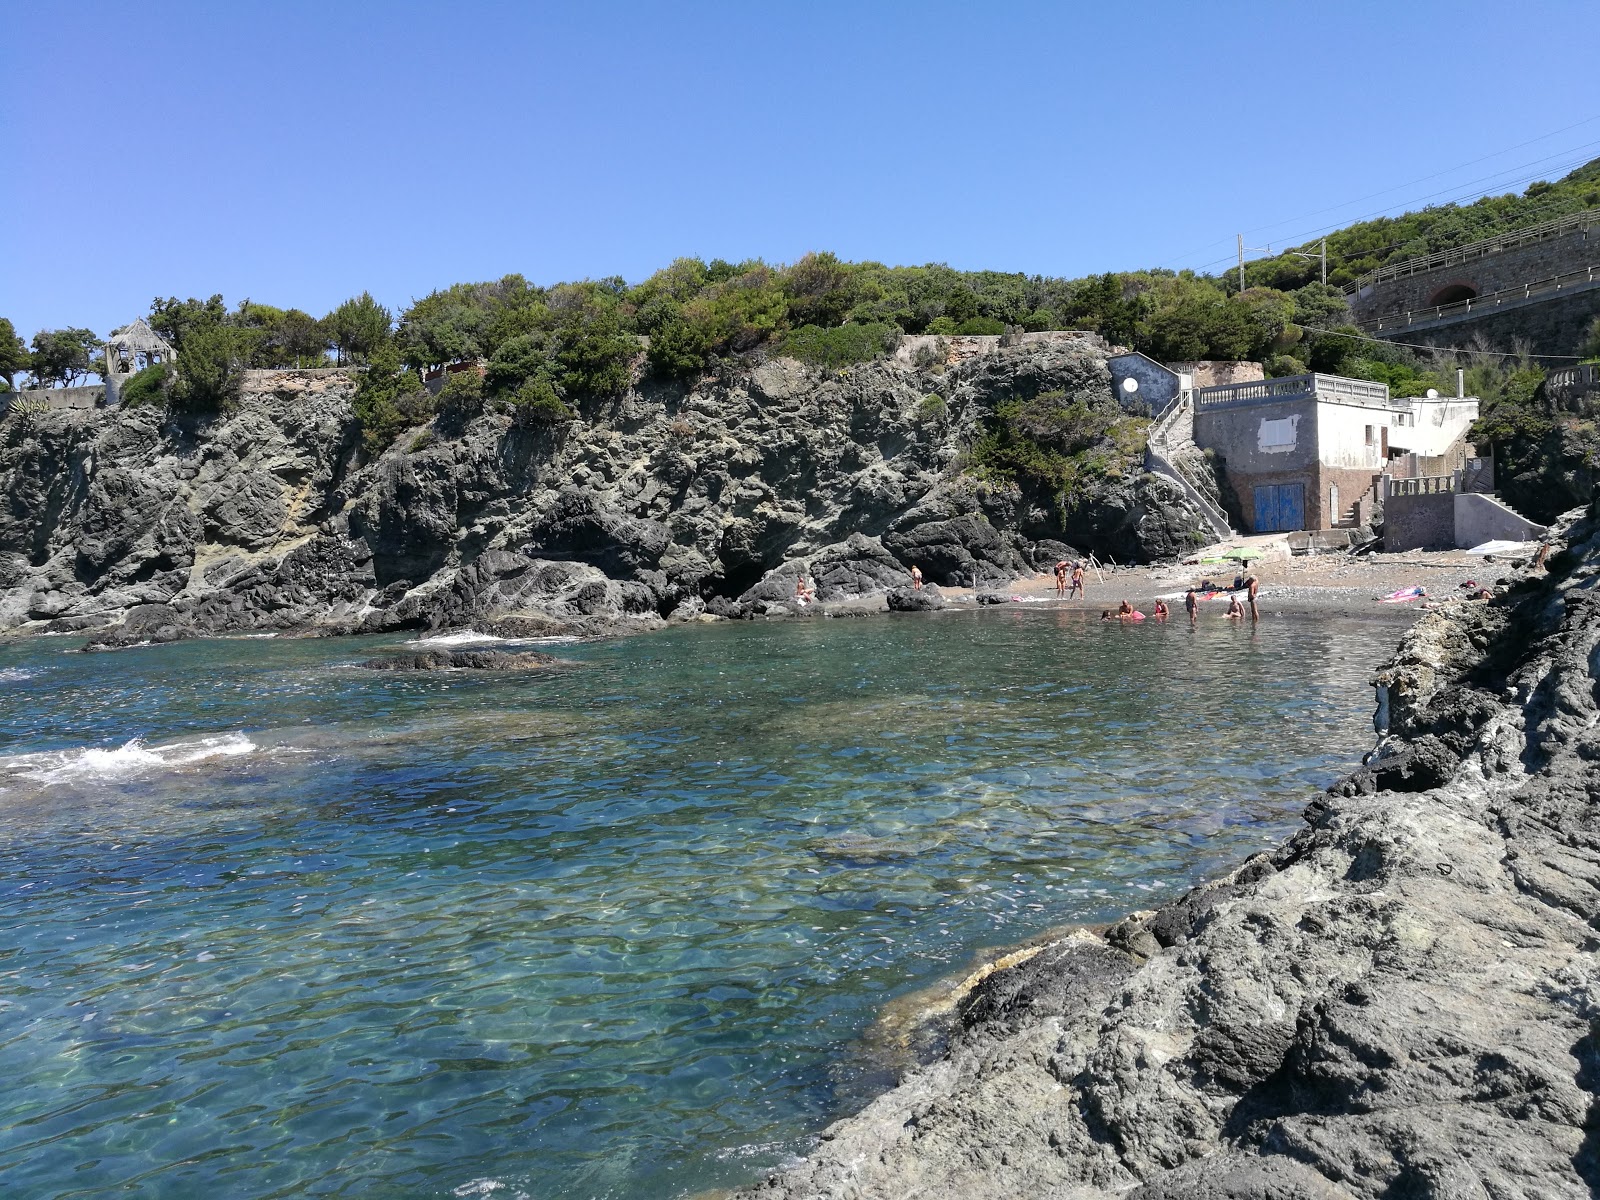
[0,609,1400,1198]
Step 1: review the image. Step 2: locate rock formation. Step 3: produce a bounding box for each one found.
[357,648,561,671]
[737,501,1600,1199]
[0,344,1208,640]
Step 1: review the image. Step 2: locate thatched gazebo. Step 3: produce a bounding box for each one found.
[104,317,176,404]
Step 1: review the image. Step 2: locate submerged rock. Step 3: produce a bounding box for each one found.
[81,603,195,651]
[358,649,560,671]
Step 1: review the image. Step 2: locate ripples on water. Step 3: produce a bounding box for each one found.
[0,610,1401,1198]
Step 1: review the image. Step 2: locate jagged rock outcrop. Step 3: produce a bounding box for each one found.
[0,341,1210,639]
[736,502,1600,1200]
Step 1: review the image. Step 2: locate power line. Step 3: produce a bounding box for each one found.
[1228,120,1593,244]
[1237,144,1600,262]
[1162,128,1600,272]
[1186,150,1600,279]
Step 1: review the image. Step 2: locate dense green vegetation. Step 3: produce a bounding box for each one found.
[6,156,1595,464]
[116,363,173,409]
[1241,157,1600,292]
[968,389,1149,507]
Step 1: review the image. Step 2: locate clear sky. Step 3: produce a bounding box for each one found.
[5,0,1598,339]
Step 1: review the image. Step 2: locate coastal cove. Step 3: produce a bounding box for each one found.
[0,608,1407,1199]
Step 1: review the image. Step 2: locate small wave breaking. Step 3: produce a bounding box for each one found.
[0,732,257,785]
[0,667,36,683]
[402,630,581,648]
[403,630,506,647]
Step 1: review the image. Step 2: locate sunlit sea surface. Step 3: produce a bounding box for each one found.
[0,609,1401,1198]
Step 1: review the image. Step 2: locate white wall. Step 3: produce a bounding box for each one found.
[1387,398,1478,457]
[1314,402,1391,469]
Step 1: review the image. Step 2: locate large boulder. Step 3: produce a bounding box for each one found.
[883,513,1028,587]
[887,584,944,611]
[1062,474,1210,564]
[808,534,911,599]
[524,488,672,579]
[82,603,195,651]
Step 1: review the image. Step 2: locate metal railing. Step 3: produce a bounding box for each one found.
[1144,388,1232,539]
[1343,208,1598,295]
[1359,264,1600,333]
[1194,372,1390,411]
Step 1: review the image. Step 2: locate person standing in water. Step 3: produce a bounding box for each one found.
[1245,574,1260,622]
[1184,588,1198,625]
[1153,599,1169,620]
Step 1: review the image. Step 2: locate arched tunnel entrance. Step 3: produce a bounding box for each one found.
[1428,282,1479,306]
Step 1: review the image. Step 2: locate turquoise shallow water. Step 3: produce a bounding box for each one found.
[0,609,1398,1199]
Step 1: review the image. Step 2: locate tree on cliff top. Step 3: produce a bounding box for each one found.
[0,319,28,390]
[324,293,392,366]
[170,324,256,415]
[150,295,229,354]
[28,328,101,388]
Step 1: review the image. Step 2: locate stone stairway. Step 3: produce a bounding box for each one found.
[1144,389,1233,541]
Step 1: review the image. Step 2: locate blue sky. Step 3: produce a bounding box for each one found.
[5,0,1598,339]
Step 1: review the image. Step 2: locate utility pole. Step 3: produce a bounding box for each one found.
[1287,237,1329,287]
[1237,235,1272,294]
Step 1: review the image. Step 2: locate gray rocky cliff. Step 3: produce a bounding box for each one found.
[734,504,1600,1199]
[0,342,1207,640]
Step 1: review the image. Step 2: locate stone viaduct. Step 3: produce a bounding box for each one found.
[1347,209,1600,356]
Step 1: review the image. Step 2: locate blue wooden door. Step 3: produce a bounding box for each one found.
[1253,483,1305,532]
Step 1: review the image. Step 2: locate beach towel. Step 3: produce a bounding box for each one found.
[1379,586,1425,604]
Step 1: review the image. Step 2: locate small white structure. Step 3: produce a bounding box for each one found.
[103,318,176,405]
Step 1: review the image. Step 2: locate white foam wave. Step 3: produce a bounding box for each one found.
[0,732,258,785]
[402,631,581,648]
[402,630,506,647]
[0,668,35,683]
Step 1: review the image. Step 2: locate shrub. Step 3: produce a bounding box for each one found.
[953,316,1006,336]
[780,322,898,369]
[437,368,483,408]
[408,430,435,453]
[668,415,696,440]
[485,332,551,394]
[117,363,172,408]
[511,377,575,427]
[911,338,947,371]
[354,346,429,455]
[550,310,636,399]
[968,390,1139,504]
[917,393,947,423]
[170,324,256,415]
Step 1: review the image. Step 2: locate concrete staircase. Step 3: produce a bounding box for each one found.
[1144,389,1233,541]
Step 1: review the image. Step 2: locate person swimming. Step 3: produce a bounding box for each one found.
[1225,596,1244,619]
[1153,599,1169,620]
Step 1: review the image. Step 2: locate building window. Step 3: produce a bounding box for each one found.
[1365,424,1375,446]
[1259,417,1295,448]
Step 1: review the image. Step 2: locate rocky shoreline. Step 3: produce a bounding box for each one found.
[733,502,1600,1199]
[0,343,1213,647]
